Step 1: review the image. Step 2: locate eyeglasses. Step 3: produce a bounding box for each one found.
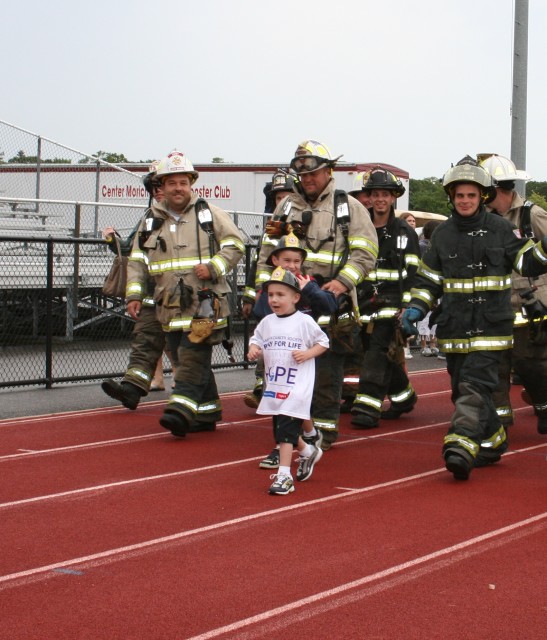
[289,156,326,174]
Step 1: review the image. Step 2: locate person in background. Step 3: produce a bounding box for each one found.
[416,220,443,359]
[479,153,547,435]
[403,156,547,481]
[101,163,175,409]
[126,150,245,438]
[248,268,329,495]
[350,168,420,429]
[256,140,378,450]
[399,212,418,359]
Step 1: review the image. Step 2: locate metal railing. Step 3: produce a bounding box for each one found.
[0,233,257,389]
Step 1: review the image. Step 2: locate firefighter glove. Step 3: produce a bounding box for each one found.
[401,306,422,337]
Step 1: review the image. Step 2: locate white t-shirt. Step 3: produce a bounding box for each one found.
[250,310,329,420]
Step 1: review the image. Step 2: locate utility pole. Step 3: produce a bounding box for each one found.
[511,0,529,196]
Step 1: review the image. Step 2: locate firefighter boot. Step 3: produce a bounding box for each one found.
[444,449,473,481]
[101,379,144,411]
[381,394,417,420]
[350,411,379,429]
[159,409,189,438]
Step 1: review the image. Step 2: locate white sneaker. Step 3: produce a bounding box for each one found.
[421,347,432,357]
[404,348,413,360]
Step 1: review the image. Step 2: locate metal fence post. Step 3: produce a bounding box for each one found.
[45,237,54,389]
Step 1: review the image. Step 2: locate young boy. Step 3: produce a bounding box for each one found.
[250,232,337,469]
[248,267,329,495]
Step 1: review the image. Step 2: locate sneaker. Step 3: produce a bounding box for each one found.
[421,347,432,357]
[302,428,323,448]
[259,448,280,469]
[268,473,294,495]
[430,347,439,357]
[437,352,446,360]
[296,443,323,482]
[404,349,413,360]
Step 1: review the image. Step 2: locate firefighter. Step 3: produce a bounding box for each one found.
[402,156,547,480]
[256,140,379,449]
[350,168,420,429]
[101,163,173,410]
[241,170,297,409]
[126,150,245,437]
[338,171,373,412]
[479,153,547,435]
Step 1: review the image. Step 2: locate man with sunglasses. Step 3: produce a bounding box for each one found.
[256,140,378,450]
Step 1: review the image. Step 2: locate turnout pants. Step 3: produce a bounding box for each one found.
[165,330,222,426]
[123,305,165,394]
[443,350,508,464]
[353,321,415,419]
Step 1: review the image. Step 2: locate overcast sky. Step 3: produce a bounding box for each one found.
[4,0,546,179]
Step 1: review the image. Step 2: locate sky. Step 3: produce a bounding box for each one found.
[3,0,547,180]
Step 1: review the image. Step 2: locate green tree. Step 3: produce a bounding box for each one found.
[78,151,130,164]
[409,177,450,214]
[212,157,225,163]
[529,191,547,210]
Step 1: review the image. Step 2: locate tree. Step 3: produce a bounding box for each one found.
[78,151,130,164]
[211,157,225,163]
[7,150,70,164]
[408,177,450,215]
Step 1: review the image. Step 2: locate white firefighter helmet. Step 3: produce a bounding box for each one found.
[155,151,199,183]
[477,153,531,184]
[289,139,342,174]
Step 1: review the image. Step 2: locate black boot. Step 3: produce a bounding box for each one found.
[381,395,417,420]
[350,412,379,429]
[445,452,472,480]
[101,379,143,410]
[159,409,189,438]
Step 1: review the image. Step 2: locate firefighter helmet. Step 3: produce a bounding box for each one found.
[349,171,371,195]
[364,167,406,198]
[443,156,496,202]
[266,230,308,265]
[289,140,342,174]
[155,151,199,183]
[142,160,161,195]
[477,153,532,185]
[262,267,301,293]
[271,170,297,193]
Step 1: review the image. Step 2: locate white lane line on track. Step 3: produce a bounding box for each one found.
[0,420,454,508]
[184,512,547,640]
[0,391,249,425]
[1,428,545,511]
[0,388,452,460]
[0,466,465,586]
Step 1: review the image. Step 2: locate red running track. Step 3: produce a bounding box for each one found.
[1,369,546,639]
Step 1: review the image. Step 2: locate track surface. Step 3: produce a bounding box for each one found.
[1,369,546,639]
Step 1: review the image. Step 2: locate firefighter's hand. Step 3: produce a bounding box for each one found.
[265,219,288,238]
[321,279,348,297]
[401,307,422,337]
[127,300,142,320]
[247,344,262,361]
[194,263,212,280]
[241,302,254,319]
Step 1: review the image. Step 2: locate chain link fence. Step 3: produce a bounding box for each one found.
[0,121,260,388]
